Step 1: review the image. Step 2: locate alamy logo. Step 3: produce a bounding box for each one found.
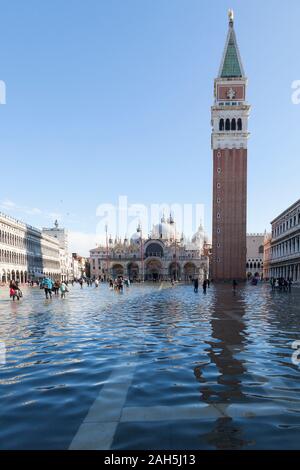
[291,340,300,366]
[0,80,6,105]
[291,80,300,104]
[0,341,6,365]
[95,196,205,240]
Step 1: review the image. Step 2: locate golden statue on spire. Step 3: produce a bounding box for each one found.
[228,9,234,24]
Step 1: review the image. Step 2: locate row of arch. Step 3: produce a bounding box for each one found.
[1,269,59,284]
[246,262,262,269]
[219,118,242,131]
[0,250,60,270]
[0,230,58,258]
[110,261,203,282]
[1,270,28,283]
[0,229,29,249]
[0,249,28,265]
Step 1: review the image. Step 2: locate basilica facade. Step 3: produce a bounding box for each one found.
[90,216,210,282]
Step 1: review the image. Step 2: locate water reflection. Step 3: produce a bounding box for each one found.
[194,286,250,449]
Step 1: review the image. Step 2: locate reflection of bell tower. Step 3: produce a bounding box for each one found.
[211,10,250,280]
[194,286,249,449]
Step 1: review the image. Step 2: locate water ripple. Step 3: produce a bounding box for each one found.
[0,283,300,449]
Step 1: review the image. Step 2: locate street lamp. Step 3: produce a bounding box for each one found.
[137,223,144,282]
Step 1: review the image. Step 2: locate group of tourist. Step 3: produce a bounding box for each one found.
[270,277,293,292]
[7,273,295,302]
[78,275,132,292]
[39,277,70,299]
[8,277,71,301]
[9,280,23,301]
[78,277,104,288]
[108,277,131,292]
[193,278,211,294]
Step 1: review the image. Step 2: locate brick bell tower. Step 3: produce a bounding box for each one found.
[211,10,250,281]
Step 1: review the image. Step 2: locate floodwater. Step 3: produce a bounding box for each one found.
[0,282,299,449]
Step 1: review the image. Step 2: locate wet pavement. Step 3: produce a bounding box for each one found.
[0,282,300,449]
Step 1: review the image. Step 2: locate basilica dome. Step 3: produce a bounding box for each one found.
[191,224,205,249]
[151,215,179,241]
[130,232,141,244]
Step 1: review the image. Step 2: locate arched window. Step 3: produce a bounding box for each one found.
[231,119,236,131]
[225,118,230,131]
[145,243,164,258]
[237,118,242,131]
[219,119,224,131]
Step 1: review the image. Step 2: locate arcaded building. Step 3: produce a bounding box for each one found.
[263,233,272,280]
[0,212,61,283]
[246,234,264,278]
[211,11,250,281]
[269,199,300,281]
[90,216,209,282]
[42,221,72,281]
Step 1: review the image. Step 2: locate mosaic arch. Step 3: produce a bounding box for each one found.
[184,262,197,281]
[145,259,162,281]
[127,262,139,281]
[168,262,181,281]
[112,264,124,278]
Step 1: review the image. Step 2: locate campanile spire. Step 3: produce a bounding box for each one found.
[218,10,245,79]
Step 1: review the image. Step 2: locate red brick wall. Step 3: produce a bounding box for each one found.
[211,148,247,281]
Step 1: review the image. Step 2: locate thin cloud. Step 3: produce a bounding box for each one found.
[25,207,42,215]
[0,199,62,223]
[0,199,17,210]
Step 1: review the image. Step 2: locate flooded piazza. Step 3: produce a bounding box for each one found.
[0,282,299,450]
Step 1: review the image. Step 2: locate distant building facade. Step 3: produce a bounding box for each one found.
[71,253,88,279]
[0,212,60,283]
[42,220,72,281]
[246,234,264,278]
[90,217,209,282]
[269,199,300,281]
[71,254,80,280]
[263,233,272,280]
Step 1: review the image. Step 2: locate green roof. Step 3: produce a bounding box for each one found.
[220,29,243,78]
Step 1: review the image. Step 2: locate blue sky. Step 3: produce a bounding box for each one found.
[0,0,300,254]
